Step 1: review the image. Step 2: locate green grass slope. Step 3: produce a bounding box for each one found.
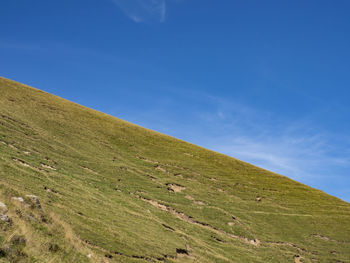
[0,76,349,263]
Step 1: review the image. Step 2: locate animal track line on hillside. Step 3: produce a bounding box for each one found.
[235,211,313,217]
[311,234,350,244]
[81,166,98,175]
[154,165,167,173]
[137,195,317,255]
[84,239,182,262]
[41,163,56,170]
[265,241,315,255]
[0,114,31,129]
[12,158,56,175]
[137,156,159,164]
[184,195,205,205]
[12,158,40,172]
[136,195,260,246]
[0,140,19,150]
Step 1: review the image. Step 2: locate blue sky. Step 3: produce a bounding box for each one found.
[1,0,350,202]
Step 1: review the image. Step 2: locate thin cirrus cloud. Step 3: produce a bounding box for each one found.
[111,0,166,23]
[196,96,350,183]
[111,89,350,201]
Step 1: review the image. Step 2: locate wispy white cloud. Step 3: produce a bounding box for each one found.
[112,89,350,201]
[111,0,167,23]
[194,95,350,182]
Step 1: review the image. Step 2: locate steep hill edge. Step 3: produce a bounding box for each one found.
[0,77,349,262]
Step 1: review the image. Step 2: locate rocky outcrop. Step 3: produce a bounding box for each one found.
[0,202,8,214]
[11,197,24,203]
[0,202,10,222]
[25,195,42,209]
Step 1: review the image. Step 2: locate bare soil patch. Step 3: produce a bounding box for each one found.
[167,184,185,193]
[154,165,167,173]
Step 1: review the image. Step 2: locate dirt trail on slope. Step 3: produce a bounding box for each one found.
[235,211,313,217]
[185,195,205,205]
[265,241,314,255]
[311,234,350,244]
[136,194,318,258]
[137,195,260,246]
[12,158,40,172]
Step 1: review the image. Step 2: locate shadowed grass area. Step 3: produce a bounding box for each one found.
[0,76,349,262]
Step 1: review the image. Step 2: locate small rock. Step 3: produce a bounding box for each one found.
[255,197,262,202]
[0,214,10,222]
[26,195,42,209]
[12,197,24,203]
[87,254,92,258]
[0,202,8,214]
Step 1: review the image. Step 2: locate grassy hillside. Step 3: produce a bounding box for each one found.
[0,76,349,263]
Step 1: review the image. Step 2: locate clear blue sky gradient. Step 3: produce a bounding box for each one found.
[1,0,350,202]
